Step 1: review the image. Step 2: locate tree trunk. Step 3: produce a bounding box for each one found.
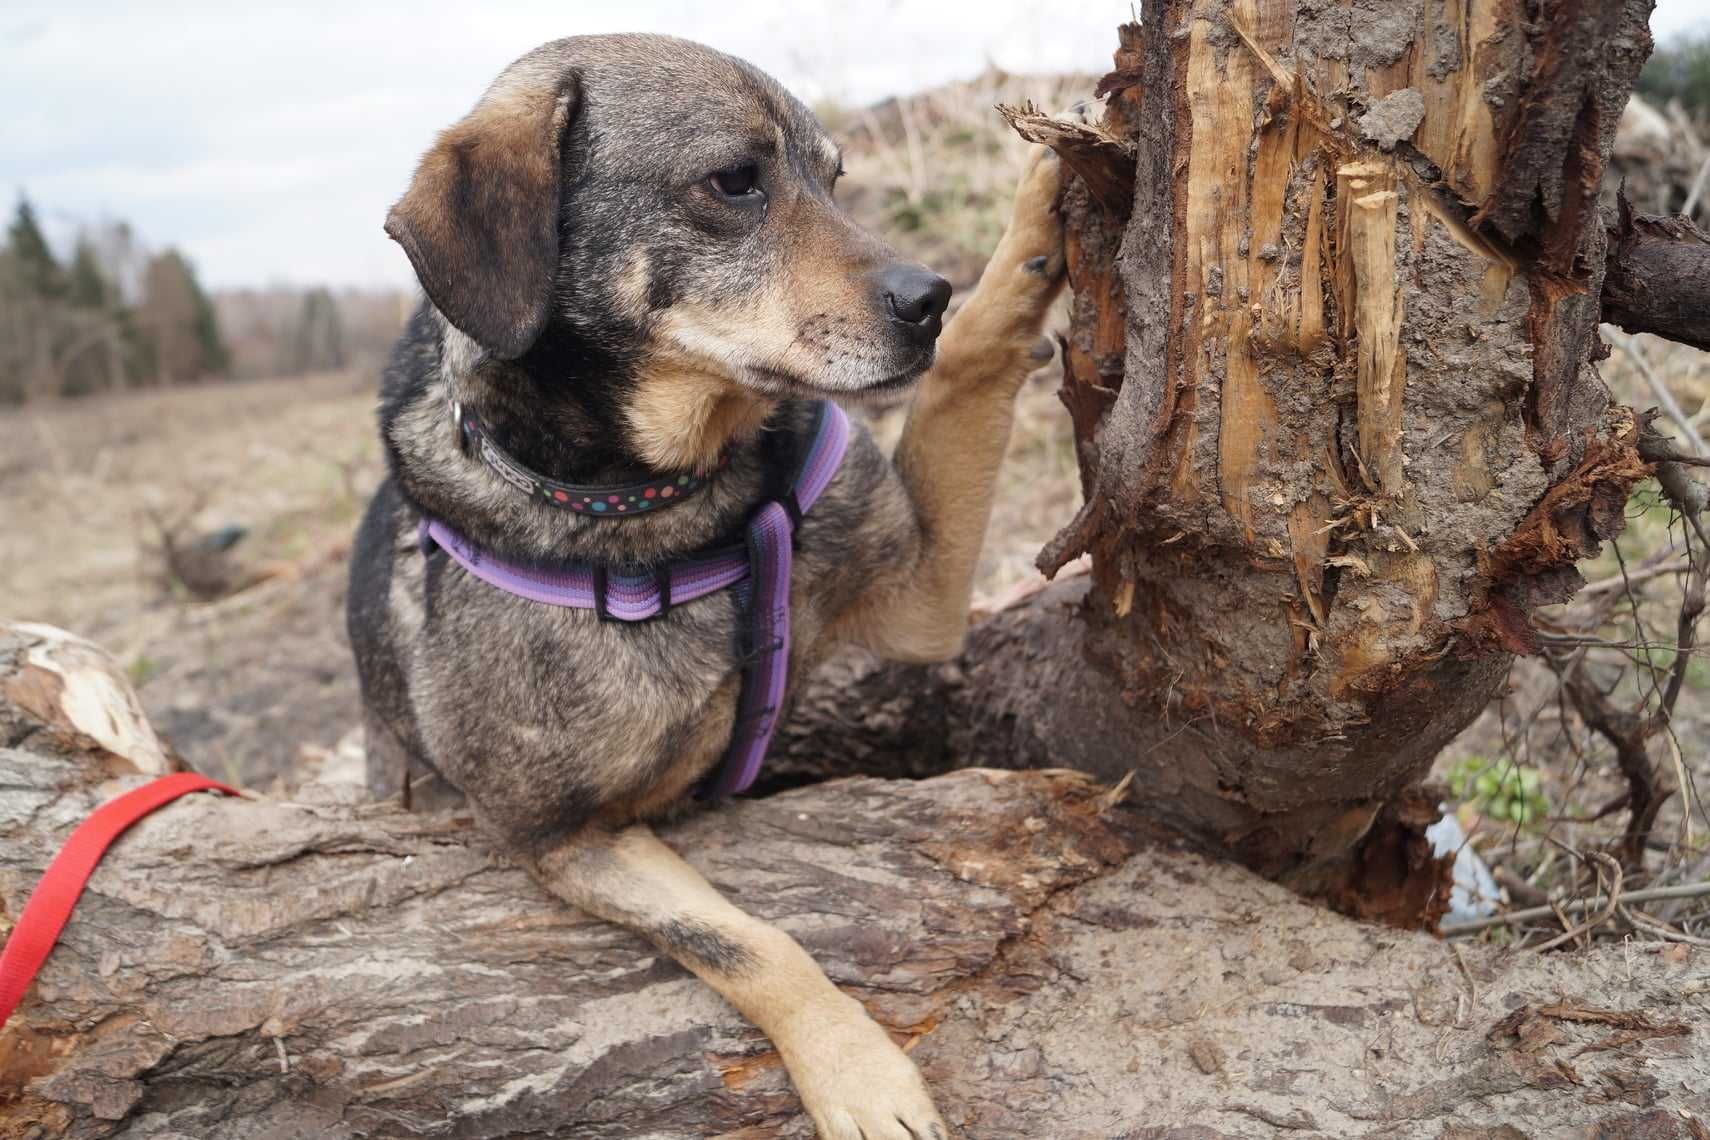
[5,626,1709,1140]
[981,0,1680,901]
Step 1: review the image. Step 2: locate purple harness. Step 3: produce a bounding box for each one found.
[419,400,852,797]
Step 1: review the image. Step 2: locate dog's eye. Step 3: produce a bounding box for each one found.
[708,163,760,199]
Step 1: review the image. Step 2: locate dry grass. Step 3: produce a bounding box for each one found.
[829,67,1096,289]
[3,372,382,641]
[2,373,384,789]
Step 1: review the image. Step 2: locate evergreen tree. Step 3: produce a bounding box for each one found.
[2,202,235,398]
[58,236,140,396]
[187,257,229,377]
[0,248,29,403]
[67,239,109,309]
[7,197,65,299]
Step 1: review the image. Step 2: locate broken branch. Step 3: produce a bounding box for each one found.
[998,102,1136,218]
[1602,203,1710,353]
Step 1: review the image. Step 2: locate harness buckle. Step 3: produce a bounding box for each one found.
[592,564,612,622]
[656,565,674,618]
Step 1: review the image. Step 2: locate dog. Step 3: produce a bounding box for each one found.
[347,33,1065,1138]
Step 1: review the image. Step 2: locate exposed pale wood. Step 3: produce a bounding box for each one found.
[1340,162,1405,496]
[1286,493,1332,630]
[1291,163,1327,353]
[1382,0,1504,203]
[1,624,173,778]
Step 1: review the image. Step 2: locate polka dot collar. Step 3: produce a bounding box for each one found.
[451,399,725,518]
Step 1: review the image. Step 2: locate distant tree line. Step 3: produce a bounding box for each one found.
[1638,31,1710,117]
[215,286,410,383]
[0,196,228,402]
[1,195,412,403]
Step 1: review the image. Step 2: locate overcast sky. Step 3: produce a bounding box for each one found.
[4,1,1705,291]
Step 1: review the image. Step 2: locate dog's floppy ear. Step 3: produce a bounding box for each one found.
[385,72,579,360]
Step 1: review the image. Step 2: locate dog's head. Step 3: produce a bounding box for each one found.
[387,34,949,409]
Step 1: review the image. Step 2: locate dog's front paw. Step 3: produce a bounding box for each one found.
[932,142,1067,378]
[782,1006,949,1140]
[1002,145,1066,287]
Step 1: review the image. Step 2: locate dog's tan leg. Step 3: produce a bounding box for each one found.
[529,823,947,1140]
[836,147,1067,660]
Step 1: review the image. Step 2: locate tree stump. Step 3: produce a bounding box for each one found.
[938,2,1710,911]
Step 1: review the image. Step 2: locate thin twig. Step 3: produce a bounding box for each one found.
[1551,898,1587,951]
[1664,727,1694,853]
[1563,658,1665,867]
[1646,450,1710,468]
[1529,853,1622,952]
[1580,555,1690,595]
[1684,150,1710,220]
[1653,519,1706,730]
[1640,420,1710,848]
[1621,903,1710,948]
[1606,328,1707,455]
[1441,880,1710,935]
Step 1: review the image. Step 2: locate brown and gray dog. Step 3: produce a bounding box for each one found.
[348,33,1064,1138]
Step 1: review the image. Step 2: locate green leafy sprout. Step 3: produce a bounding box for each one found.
[1448,756,1550,827]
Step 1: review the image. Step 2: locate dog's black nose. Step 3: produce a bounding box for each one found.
[878,266,952,342]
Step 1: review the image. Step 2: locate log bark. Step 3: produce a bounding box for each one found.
[998,2,1663,899]
[4,627,1709,1140]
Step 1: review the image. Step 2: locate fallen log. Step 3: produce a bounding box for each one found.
[3,625,1708,1139]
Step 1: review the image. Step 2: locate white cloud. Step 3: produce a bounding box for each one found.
[1,0,1127,286]
[1652,0,1709,41]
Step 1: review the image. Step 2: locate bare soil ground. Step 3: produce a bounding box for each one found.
[4,372,378,788]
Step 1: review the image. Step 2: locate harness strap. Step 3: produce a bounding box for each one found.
[421,520,749,619]
[419,401,852,796]
[0,772,239,1031]
[703,499,795,797]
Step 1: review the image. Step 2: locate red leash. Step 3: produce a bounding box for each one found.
[0,772,238,1031]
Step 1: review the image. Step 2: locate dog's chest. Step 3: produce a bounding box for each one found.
[402,532,836,816]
